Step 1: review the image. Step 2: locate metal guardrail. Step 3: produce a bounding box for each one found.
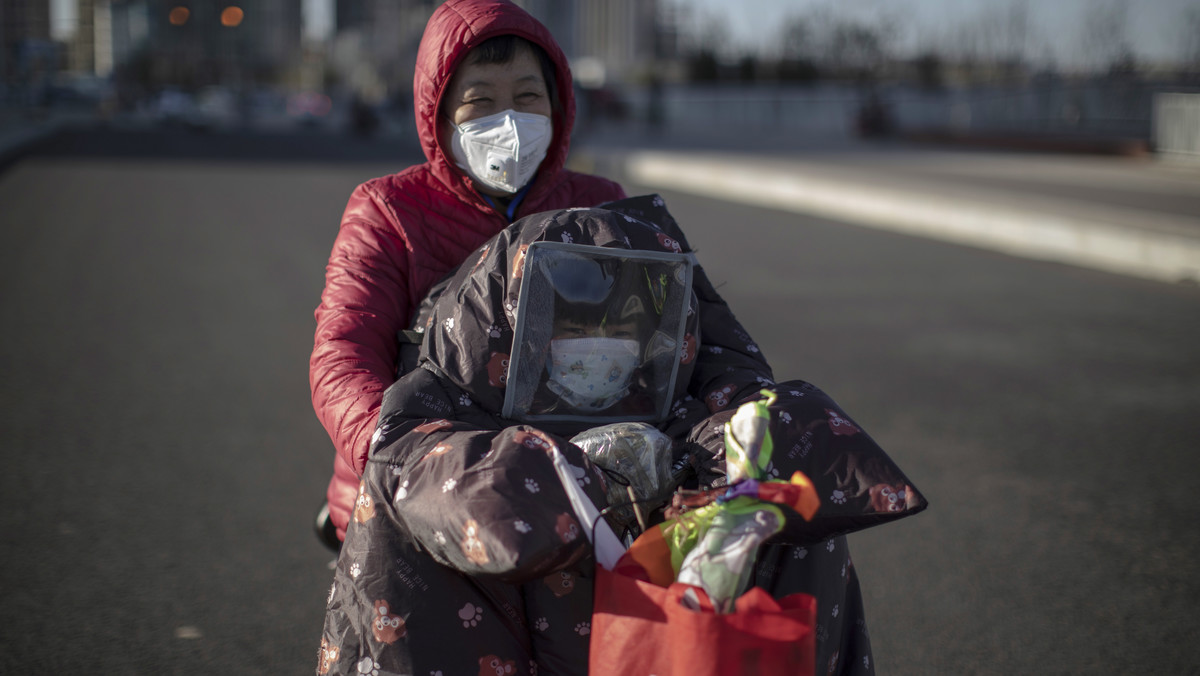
[1154,93,1200,159]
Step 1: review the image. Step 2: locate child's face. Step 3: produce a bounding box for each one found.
[552,317,637,340]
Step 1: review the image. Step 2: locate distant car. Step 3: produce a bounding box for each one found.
[193,86,239,130]
[46,73,115,111]
[153,88,198,126]
[287,91,333,127]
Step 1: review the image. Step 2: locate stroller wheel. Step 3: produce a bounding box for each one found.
[314,501,342,554]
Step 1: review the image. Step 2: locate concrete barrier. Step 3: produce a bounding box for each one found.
[622,150,1200,285]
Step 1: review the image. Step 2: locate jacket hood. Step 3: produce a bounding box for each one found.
[417,195,700,431]
[414,0,575,206]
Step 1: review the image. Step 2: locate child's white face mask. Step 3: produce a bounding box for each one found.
[450,109,552,194]
[545,337,640,412]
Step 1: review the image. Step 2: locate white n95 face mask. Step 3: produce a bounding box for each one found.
[450,109,552,194]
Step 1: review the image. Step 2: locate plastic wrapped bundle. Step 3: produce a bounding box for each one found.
[571,422,675,530]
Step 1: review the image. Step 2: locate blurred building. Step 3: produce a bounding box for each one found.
[327,0,437,101]
[129,0,302,89]
[2,0,669,97]
[520,0,662,87]
[1,0,52,84]
[3,0,303,90]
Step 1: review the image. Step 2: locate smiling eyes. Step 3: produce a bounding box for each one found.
[463,90,544,107]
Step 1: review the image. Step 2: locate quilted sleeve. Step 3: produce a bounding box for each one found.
[351,415,610,584]
[310,181,414,477]
[682,380,928,544]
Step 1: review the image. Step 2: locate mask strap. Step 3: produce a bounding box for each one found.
[483,181,535,223]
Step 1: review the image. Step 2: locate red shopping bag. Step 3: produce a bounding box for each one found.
[589,559,816,676]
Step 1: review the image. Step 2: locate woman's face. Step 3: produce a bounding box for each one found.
[443,43,553,126]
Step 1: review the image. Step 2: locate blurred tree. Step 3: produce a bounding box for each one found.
[778,16,812,63]
[737,54,757,82]
[1179,7,1200,76]
[776,58,819,84]
[678,6,731,83]
[775,15,820,84]
[914,52,944,91]
[687,48,719,82]
[1080,0,1132,75]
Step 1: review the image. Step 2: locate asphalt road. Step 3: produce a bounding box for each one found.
[1,129,1197,674]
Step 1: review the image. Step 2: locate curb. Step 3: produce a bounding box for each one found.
[615,150,1200,285]
[0,118,72,174]
[901,131,1152,157]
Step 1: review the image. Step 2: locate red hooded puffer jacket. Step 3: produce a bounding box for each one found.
[310,0,626,539]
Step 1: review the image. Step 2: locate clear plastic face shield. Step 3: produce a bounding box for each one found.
[503,242,693,424]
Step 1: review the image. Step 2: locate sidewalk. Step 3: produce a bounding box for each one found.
[574,124,1200,285]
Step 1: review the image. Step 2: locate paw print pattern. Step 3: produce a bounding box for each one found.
[575,622,590,636]
[826,539,836,553]
[831,489,846,504]
[514,520,532,534]
[747,343,760,353]
[534,617,549,632]
[459,394,472,407]
[794,547,808,560]
[653,195,665,207]
[561,232,574,243]
[434,531,446,546]
[442,478,457,493]
[443,317,455,332]
[832,604,840,618]
[395,480,410,501]
[571,464,590,486]
[459,602,483,628]
[489,324,502,338]
[779,411,793,424]
[356,657,380,676]
[525,479,540,493]
[349,562,362,579]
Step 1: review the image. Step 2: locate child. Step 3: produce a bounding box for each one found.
[318,196,925,675]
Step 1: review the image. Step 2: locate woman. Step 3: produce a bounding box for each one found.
[310,0,626,544]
